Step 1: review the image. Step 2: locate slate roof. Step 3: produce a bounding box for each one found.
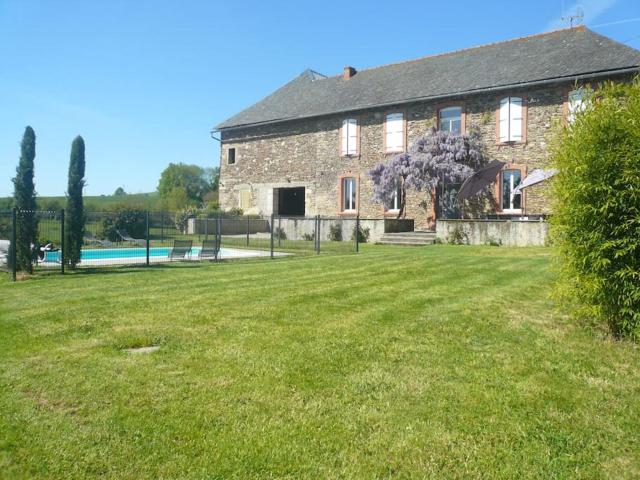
[216,27,640,130]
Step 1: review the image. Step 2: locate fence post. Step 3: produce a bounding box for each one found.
[270,213,274,259]
[355,214,360,253]
[204,214,208,240]
[60,209,65,275]
[216,214,222,262]
[318,215,322,255]
[146,211,150,267]
[246,216,250,247]
[315,215,319,254]
[11,208,17,281]
[277,215,282,248]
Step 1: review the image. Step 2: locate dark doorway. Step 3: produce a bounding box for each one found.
[276,187,305,216]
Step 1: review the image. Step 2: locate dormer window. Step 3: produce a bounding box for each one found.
[385,113,405,153]
[341,118,358,156]
[498,97,526,143]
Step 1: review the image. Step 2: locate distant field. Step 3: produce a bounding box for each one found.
[0,192,161,211]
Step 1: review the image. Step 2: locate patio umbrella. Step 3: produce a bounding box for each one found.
[512,168,559,196]
[456,160,506,202]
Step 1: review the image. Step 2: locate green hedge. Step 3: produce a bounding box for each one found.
[551,79,640,340]
[102,206,147,242]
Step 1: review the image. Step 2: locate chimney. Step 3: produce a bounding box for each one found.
[343,66,357,80]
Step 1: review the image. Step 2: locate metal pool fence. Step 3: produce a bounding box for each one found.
[1,209,363,280]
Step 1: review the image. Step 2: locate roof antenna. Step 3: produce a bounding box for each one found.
[562,6,584,27]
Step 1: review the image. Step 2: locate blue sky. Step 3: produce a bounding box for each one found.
[1,0,638,197]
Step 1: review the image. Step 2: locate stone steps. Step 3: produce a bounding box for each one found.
[376,230,437,246]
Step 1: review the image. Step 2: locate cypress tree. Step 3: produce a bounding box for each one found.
[12,126,37,272]
[65,136,86,269]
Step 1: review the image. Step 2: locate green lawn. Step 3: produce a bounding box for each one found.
[1,246,639,479]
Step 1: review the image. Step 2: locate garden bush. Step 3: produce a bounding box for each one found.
[447,224,469,245]
[328,224,342,242]
[351,225,370,243]
[550,79,640,340]
[274,227,287,240]
[174,207,198,234]
[102,206,147,241]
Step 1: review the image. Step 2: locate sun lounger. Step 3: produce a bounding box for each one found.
[0,240,8,265]
[169,239,193,261]
[198,239,219,261]
[84,232,114,247]
[116,229,146,246]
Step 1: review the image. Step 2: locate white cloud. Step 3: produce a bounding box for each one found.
[546,0,617,30]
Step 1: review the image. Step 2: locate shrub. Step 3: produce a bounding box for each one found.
[328,224,342,242]
[447,224,469,245]
[174,207,198,234]
[0,216,11,239]
[485,235,502,247]
[102,206,147,241]
[274,227,287,240]
[550,79,640,340]
[302,231,315,241]
[222,207,243,218]
[351,225,370,243]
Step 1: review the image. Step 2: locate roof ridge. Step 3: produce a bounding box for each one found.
[348,26,587,76]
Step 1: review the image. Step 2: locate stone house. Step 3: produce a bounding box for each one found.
[213,27,640,229]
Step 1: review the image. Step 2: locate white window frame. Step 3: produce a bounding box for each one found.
[386,183,402,212]
[341,118,358,156]
[385,112,404,153]
[342,177,357,212]
[499,97,524,143]
[568,88,586,124]
[439,106,462,134]
[501,169,523,213]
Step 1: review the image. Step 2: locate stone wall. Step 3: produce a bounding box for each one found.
[436,219,550,246]
[218,78,606,229]
[187,217,413,242]
[274,217,413,243]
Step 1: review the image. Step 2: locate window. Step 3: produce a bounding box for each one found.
[386,183,402,212]
[227,148,236,165]
[341,177,357,212]
[501,169,522,212]
[498,97,524,143]
[439,106,462,134]
[341,118,358,156]
[567,88,586,124]
[385,113,404,152]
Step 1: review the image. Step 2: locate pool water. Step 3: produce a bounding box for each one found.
[45,246,203,262]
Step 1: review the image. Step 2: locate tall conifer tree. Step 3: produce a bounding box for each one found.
[12,126,37,272]
[65,136,86,269]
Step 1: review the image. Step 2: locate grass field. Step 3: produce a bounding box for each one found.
[0,192,162,212]
[1,245,639,479]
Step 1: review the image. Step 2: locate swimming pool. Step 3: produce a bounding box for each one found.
[42,246,282,266]
[45,246,194,261]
